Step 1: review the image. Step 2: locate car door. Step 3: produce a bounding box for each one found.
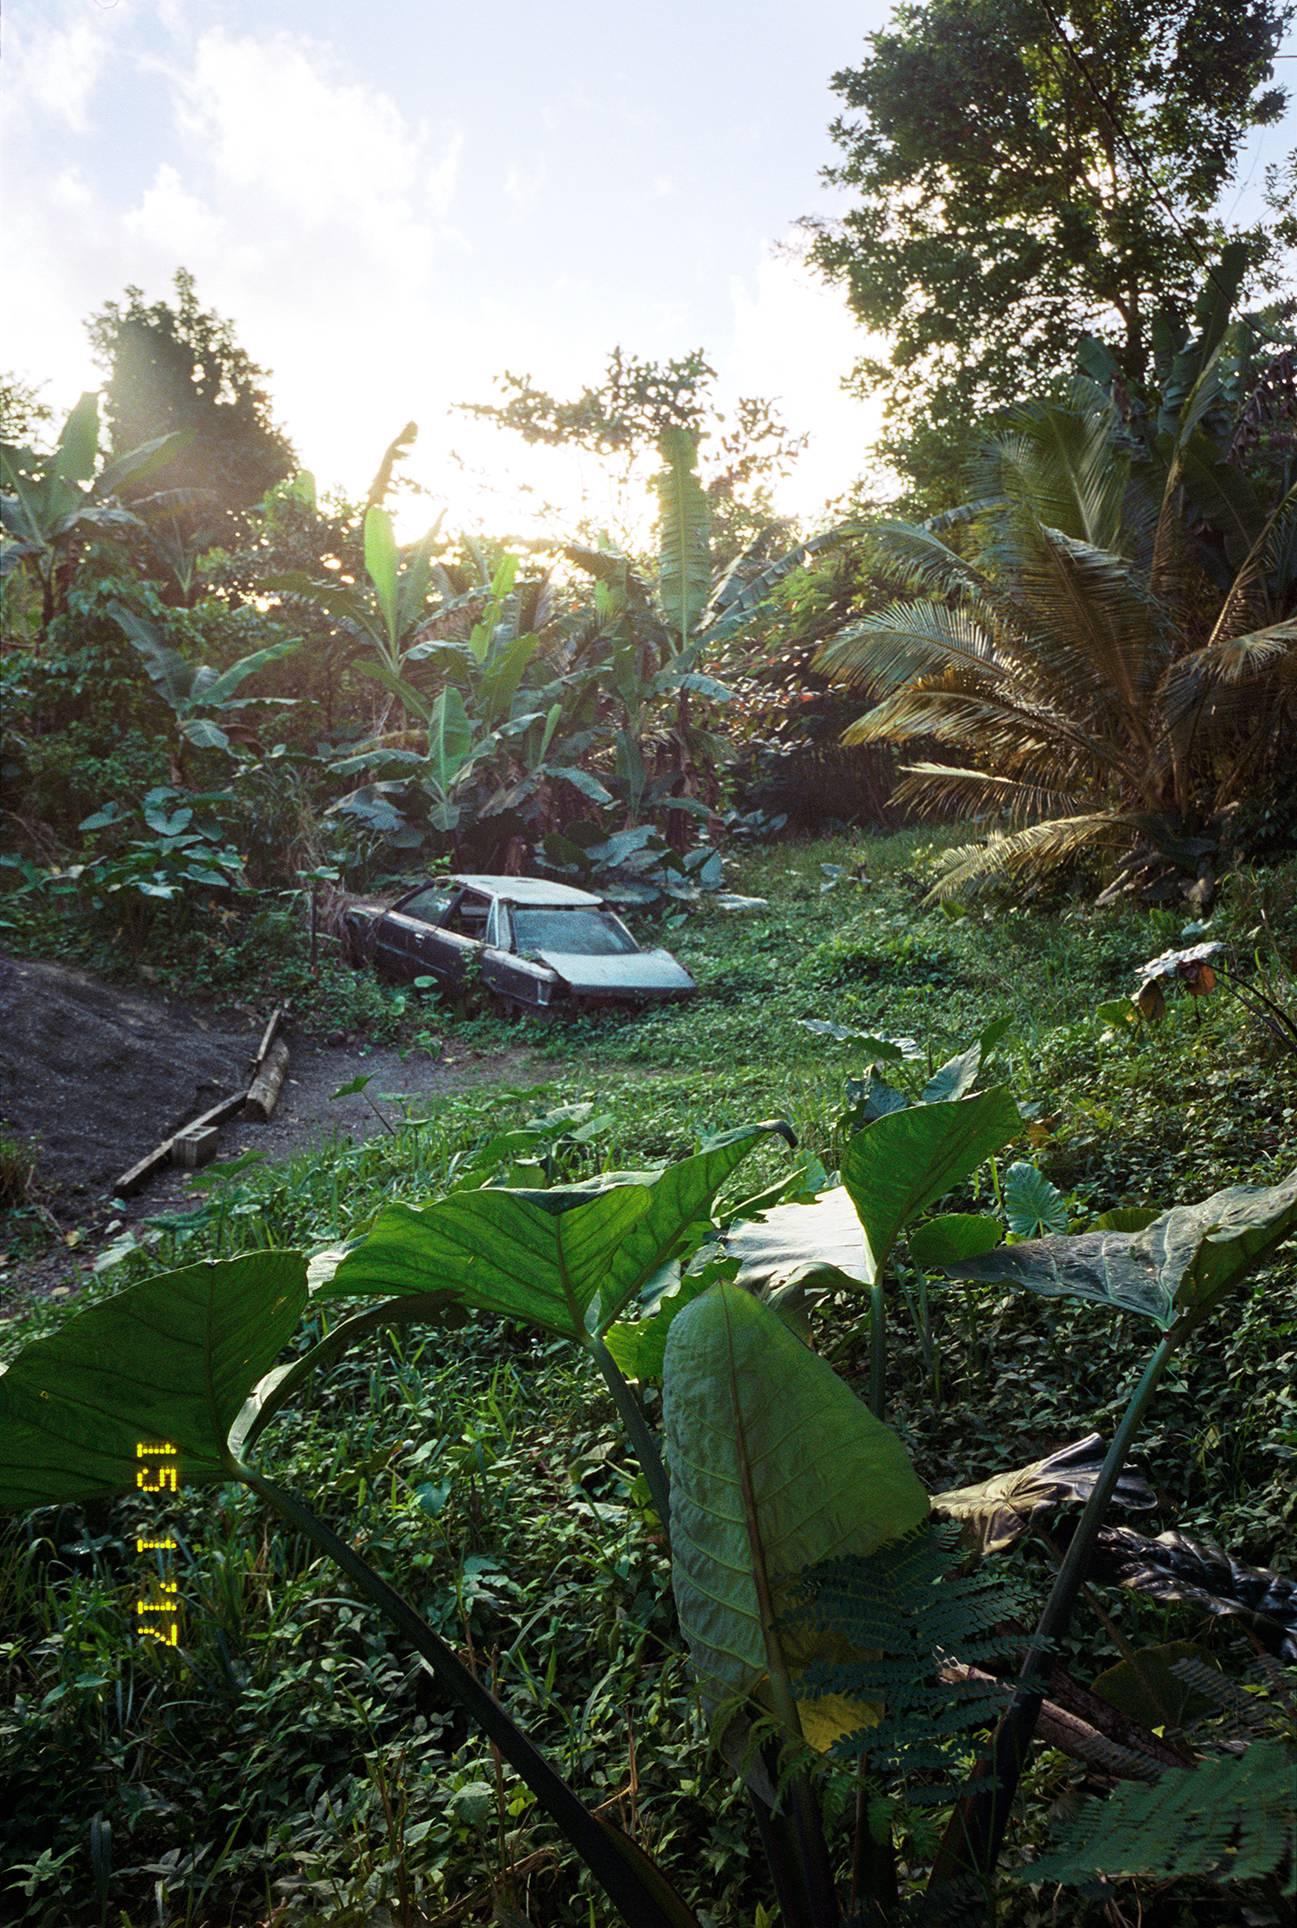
[374,885,454,980]
[416,886,492,990]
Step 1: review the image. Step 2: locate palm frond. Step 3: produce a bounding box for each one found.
[979,391,1127,552]
[890,763,1087,823]
[817,599,1000,695]
[922,813,1136,901]
[1204,482,1297,648]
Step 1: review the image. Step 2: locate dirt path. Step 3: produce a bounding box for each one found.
[0,953,549,1307]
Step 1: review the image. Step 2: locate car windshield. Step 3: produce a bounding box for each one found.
[511,908,637,956]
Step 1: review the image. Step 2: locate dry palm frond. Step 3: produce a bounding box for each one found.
[923,813,1143,901]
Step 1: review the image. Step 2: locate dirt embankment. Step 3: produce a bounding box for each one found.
[0,953,547,1299]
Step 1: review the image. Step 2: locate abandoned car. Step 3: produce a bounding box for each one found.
[341,874,696,1014]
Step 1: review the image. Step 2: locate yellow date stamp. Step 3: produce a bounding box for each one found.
[135,1442,182,1647]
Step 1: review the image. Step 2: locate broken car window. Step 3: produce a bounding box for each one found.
[511,909,638,957]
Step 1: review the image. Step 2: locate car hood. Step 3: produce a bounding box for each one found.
[536,948,695,997]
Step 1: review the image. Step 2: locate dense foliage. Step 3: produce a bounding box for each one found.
[818,261,1297,901]
[2,835,1296,1924]
[806,0,1295,494]
[3,7,1297,1920]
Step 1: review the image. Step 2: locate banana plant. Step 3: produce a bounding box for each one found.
[107,600,301,755]
[264,500,444,686]
[568,435,846,833]
[0,1253,698,1928]
[1,391,189,636]
[327,551,610,850]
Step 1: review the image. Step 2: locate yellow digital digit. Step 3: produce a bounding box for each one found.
[137,1618,180,1647]
[136,1465,179,1494]
[135,1536,179,1553]
[136,1585,178,1611]
[135,1442,178,1457]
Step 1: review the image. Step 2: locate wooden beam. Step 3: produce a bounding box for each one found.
[114,1088,248,1198]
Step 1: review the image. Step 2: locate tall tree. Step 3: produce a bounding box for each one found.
[806,0,1293,499]
[87,269,295,533]
[462,347,807,567]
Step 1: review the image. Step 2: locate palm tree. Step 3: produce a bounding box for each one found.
[818,276,1296,903]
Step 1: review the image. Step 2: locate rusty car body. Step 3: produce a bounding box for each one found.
[342,874,696,1015]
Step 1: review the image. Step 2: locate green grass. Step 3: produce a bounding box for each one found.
[3,828,1296,1925]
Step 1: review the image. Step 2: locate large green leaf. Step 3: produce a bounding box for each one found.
[50,392,100,486]
[725,1186,867,1296]
[262,572,388,649]
[197,638,302,710]
[908,1212,1002,1268]
[0,1254,308,1511]
[314,1124,791,1339]
[97,429,192,498]
[655,428,711,651]
[942,1167,1297,1329]
[663,1284,929,1723]
[364,504,401,650]
[1003,1160,1069,1237]
[426,685,475,788]
[108,600,196,711]
[841,1087,1020,1284]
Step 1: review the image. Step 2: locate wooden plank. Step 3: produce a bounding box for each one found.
[113,1088,248,1198]
[250,1005,284,1077]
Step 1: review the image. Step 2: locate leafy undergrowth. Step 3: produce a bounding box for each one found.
[2,830,1296,1925]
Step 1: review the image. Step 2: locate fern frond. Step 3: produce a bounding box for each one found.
[791,1522,1027,1788]
[1018,1739,1297,1895]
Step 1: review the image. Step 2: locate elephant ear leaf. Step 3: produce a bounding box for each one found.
[842,1087,1020,1283]
[0,1253,308,1511]
[725,1185,868,1298]
[315,1122,792,1341]
[663,1284,928,1742]
[941,1167,1297,1329]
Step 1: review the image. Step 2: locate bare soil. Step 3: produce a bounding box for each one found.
[0,952,548,1306]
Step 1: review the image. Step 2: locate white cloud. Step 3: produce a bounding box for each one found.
[6,8,117,133]
[122,163,227,255]
[171,31,463,264]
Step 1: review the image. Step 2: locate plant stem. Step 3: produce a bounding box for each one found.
[237,1464,683,1928]
[924,1325,1182,1908]
[868,1278,886,1418]
[590,1337,673,1532]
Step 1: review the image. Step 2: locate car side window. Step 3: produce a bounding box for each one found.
[443,891,491,938]
[397,887,452,925]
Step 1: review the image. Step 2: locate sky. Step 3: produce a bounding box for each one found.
[5,0,1295,543]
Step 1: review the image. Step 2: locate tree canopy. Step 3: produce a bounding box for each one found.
[807,0,1293,497]
[87,268,296,532]
[463,346,807,566]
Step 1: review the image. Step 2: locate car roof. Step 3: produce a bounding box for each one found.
[451,874,604,908]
